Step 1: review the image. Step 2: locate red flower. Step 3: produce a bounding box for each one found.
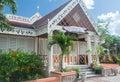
[12,54,16,57]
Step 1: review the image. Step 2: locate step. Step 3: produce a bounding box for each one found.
[81,71,95,74]
[79,73,101,79]
[80,68,92,72]
[66,65,89,68]
[87,74,101,78]
[66,65,102,79]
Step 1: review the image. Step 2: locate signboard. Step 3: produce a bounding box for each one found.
[63,26,87,34]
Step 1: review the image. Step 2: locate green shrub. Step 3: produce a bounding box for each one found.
[62,67,80,74]
[71,67,80,74]
[116,57,120,65]
[0,49,44,82]
[62,68,70,72]
[94,65,103,70]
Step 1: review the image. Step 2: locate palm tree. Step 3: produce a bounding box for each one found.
[0,0,17,31]
[48,30,77,71]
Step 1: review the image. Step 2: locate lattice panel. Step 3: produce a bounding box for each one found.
[53,55,61,70]
[79,55,88,64]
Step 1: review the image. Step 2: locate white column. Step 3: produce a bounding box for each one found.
[86,35,92,65]
[34,37,39,54]
[48,32,54,72]
[94,36,99,64]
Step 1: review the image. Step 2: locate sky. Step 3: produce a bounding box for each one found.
[4,0,120,36]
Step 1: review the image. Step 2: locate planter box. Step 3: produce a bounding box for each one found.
[95,69,102,74]
[51,71,77,82]
[24,77,60,82]
[24,71,77,82]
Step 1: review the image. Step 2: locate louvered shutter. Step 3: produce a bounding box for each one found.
[27,38,34,53]
[9,36,17,50]
[0,36,8,52]
[17,37,26,51]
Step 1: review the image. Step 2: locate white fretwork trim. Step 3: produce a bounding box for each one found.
[0,27,36,36]
[36,25,48,36]
[48,0,79,31]
[5,13,41,24]
[78,0,99,35]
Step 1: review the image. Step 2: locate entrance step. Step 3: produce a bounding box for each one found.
[66,65,101,79]
[79,65,101,78]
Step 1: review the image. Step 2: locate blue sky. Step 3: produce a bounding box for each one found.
[4,0,120,35]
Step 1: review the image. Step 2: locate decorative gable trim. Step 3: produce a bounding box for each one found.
[48,0,98,35]
[48,0,79,33]
[78,0,98,35]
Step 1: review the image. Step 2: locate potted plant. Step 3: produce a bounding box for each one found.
[94,65,103,74]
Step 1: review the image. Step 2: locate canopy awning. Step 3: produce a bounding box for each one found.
[63,26,87,34]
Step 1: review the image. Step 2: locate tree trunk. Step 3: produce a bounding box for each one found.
[60,54,63,72]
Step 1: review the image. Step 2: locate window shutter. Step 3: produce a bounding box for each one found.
[9,37,17,50]
[27,38,34,52]
[0,36,7,52]
[17,37,26,51]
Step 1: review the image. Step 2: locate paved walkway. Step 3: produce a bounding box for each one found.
[79,74,120,82]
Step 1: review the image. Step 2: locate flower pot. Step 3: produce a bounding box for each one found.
[113,69,118,76]
[80,73,87,82]
[95,69,102,74]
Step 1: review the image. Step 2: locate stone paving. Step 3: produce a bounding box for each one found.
[79,74,120,82]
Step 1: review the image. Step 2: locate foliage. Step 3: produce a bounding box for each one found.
[96,20,120,55]
[94,65,103,70]
[0,0,17,31]
[48,30,77,71]
[0,13,14,31]
[85,49,92,54]
[116,56,120,65]
[96,20,109,41]
[62,68,70,72]
[0,49,44,82]
[99,55,117,64]
[71,67,80,74]
[62,67,80,74]
[97,46,105,55]
[0,0,17,14]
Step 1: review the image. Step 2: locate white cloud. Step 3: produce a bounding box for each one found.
[82,0,94,9]
[97,11,120,36]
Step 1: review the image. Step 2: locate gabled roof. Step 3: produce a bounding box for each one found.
[7,0,98,35]
[33,1,70,28]
[9,21,33,29]
[33,0,98,35]
[58,4,96,32]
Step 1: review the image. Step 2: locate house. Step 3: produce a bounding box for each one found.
[0,0,99,71]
